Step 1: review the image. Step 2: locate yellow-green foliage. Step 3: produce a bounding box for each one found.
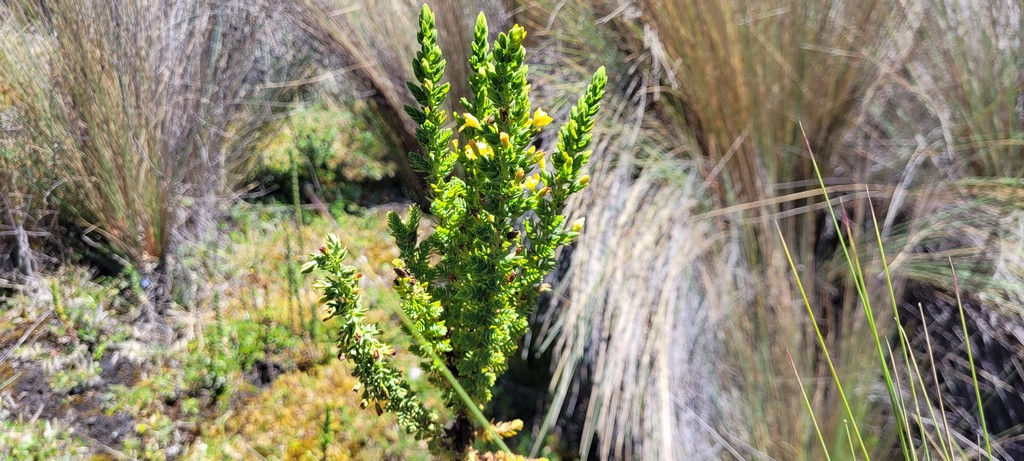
[0,420,90,460]
[306,4,605,456]
[192,360,430,461]
[257,101,399,203]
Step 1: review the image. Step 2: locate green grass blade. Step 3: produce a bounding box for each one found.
[950,258,992,459]
[776,221,870,460]
[787,349,832,461]
[918,303,956,459]
[803,124,910,459]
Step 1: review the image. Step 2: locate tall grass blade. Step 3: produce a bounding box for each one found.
[918,303,956,460]
[776,221,870,460]
[950,258,993,458]
[805,123,911,458]
[787,349,832,461]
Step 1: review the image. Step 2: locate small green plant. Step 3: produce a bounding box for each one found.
[182,317,298,396]
[306,4,605,458]
[106,375,177,417]
[16,274,130,394]
[319,405,336,461]
[0,420,89,460]
[50,362,103,394]
[257,102,398,210]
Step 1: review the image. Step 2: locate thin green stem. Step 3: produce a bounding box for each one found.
[776,221,870,460]
[387,299,513,456]
[803,123,909,459]
[950,258,992,459]
[787,349,832,461]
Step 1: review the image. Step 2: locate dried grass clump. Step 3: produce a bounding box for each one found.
[512,2,731,459]
[0,0,299,284]
[850,1,1024,455]
[527,0,1024,458]
[904,0,1023,178]
[520,0,904,458]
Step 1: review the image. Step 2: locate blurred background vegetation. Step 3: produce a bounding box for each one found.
[0,0,1021,459]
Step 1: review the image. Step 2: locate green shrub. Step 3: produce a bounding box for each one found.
[305,5,605,458]
[257,102,399,209]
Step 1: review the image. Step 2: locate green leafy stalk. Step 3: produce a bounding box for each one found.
[303,235,438,440]
[307,3,605,456]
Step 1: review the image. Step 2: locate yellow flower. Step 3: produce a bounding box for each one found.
[477,141,494,159]
[531,108,553,128]
[571,217,585,232]
[522,173,541,191]
[537,155,546,171]
[459,113,482,132]
[499,132,511,148]
[465,140,493,160]
[578,175,589,186]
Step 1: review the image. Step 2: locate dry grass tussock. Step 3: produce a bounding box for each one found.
[530,0,1024,459]
[0,0,302,292]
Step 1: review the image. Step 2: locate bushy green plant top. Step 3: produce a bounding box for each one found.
[306,3,605,456]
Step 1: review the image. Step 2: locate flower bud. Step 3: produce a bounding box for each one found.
[499,132,511,148]
[571,217,585,232]
[578,175,590,187]
[459,113,482,132]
